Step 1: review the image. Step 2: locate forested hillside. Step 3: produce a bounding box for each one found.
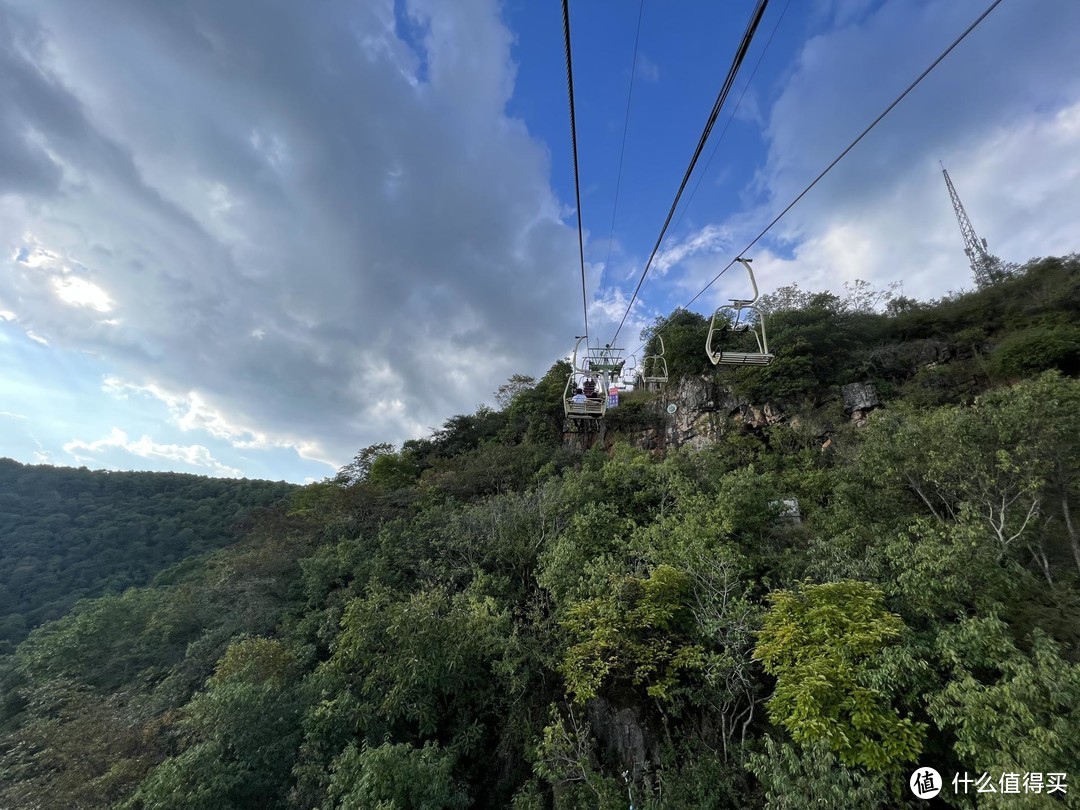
[0,462,295,651]
[0,256,1077,808]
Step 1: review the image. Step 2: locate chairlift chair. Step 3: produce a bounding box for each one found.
[640,336,669,390]
[616,355,638,390]
[563,371,606,420]
[706,257,774,366]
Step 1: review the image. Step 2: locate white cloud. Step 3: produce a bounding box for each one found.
[655,0,1080,308]
[51,275,113,311]
[0,0,581,478]
[654,224,734,275]
[63,427,243,477]
[100,375,327,458]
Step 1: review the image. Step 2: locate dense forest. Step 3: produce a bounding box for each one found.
[1,255,1078,808]
[0,462,295,652]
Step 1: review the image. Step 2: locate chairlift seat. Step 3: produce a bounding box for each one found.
[565,398,605,417]
[712,351,774,366]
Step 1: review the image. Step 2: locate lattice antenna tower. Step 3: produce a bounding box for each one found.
[940,162,1000,288]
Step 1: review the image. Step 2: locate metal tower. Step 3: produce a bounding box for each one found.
[940,163,999,287]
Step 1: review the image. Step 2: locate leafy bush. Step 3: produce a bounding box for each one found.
[990,323,1080,378]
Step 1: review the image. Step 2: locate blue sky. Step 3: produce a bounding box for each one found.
[1,0,1078,483]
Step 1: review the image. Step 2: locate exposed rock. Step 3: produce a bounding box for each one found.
[841,382,880,413]
[654,375,784,449]
[851,408,871,427]
[564,375,881,453]
[586,697,661,782]
[770,498,802,525]
[561,419,605,452]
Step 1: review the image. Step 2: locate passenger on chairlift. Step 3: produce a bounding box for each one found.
[582,378,597,398]
[572,388,587,404]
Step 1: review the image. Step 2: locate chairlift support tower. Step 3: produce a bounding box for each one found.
[940,163,996,286]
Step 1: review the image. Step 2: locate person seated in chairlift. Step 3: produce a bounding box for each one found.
[582,378,597,398]
[572,388,587,404]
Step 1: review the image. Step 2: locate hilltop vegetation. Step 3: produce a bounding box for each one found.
[0,461,295,652]
[0,256,1078,808]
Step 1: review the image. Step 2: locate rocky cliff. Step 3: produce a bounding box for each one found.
[564,375,880,453]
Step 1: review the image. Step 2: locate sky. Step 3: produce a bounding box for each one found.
[1,0,1077,483]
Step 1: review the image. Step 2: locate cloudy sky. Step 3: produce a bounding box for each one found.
[1,0,1077,483]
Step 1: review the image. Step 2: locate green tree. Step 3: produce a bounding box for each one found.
[326,741,469,810]
[754,581,925,770]
[929,616,1080,799]
[332,442,396,486]
[561,565,704,703]
[640,309,711,381]
[746,736,888,809]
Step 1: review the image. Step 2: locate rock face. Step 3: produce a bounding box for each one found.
[656,375,785,450]
[563,376,879,453]
[586,697,661,785]
[841,382,880,412]
[840,382,881,427]
[562,419,604,453]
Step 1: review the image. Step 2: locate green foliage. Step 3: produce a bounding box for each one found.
[990,323,1080,378]
[315,584,511,741]
[211,636,294,685]
[326,741,469,809]
[538,501,633,606]
[602,391,660,433]
[725,293,857,404]
[332,442,396,486]
[745,736,889,809]
[421,441,554,501]
[640,309,711,381]
[929,617,1080,783]
[754,581,926,770]
[495,373,538,410]
[367,451,422,490]
[120,741,242,810]
[15,587,207,690]
[0,681,158,810]
[857,372,1080,588]
[503,360,575,445]
[560,565,704,702]
[0,458,293,649]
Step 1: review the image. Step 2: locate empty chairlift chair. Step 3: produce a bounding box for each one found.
[706,257,774,366]
[640,337,669,391]
[619,355,638,390]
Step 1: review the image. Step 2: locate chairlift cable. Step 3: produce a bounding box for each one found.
[562,0,590,342]
[666,0,792,245]
[627,0,1006,359]
[609,0,771,346]
[600,0,646,290]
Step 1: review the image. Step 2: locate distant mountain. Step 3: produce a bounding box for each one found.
[0,460,295,652]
